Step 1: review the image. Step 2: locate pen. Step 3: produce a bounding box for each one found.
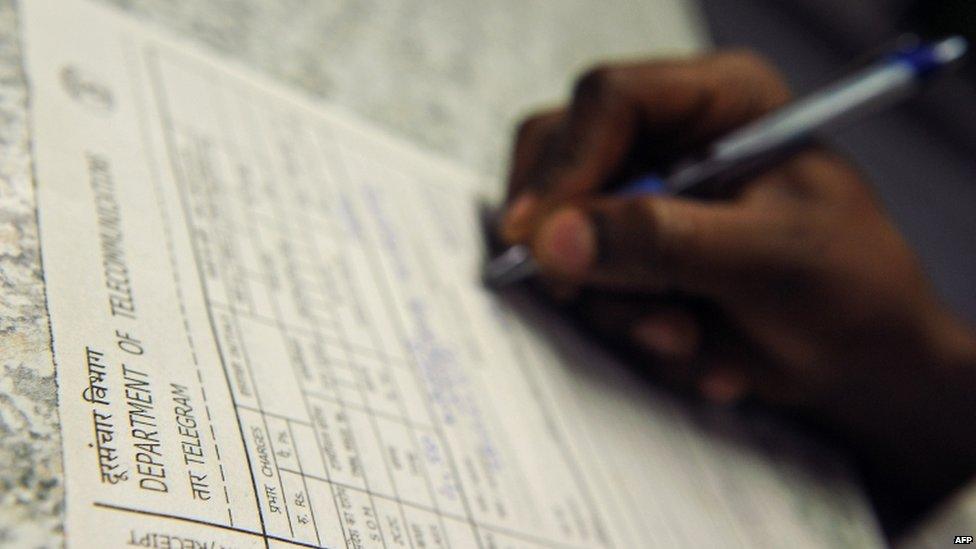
[483,35,969,289]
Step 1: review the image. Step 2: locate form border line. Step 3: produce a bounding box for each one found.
[93,502,324,548]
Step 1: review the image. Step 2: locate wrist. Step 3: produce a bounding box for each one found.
[817,301,976,528]
[855,304,976,521]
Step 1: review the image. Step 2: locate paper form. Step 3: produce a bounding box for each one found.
[23,0,886,547]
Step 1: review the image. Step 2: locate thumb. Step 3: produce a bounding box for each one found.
[531,194,795,296]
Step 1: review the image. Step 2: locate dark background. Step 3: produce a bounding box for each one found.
[698,0,976,325]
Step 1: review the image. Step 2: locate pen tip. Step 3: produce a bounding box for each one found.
[482,246,538,289]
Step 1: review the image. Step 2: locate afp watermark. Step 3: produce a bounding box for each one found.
[955,535,974,544]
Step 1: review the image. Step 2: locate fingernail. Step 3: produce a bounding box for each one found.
[534,208,595,277]
[699,370,748,405]
[632,320,690,358]
[502,194,537,241]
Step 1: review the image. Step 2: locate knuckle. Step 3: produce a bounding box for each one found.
[514,112,550,143]
[573,63,626,105]
[711,49,791,106]
[716,49,776,78]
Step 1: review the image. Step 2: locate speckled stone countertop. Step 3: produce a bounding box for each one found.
[0,1,706,545]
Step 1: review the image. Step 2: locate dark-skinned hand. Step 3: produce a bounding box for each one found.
[499,51,976,530]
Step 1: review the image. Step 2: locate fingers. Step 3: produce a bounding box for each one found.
[698,366,751,405]
[576,290,700,359]
[503,50,792,243]
[574,291,709,392]
[502,69,642,240]
[631,310,701,361]
[506,109,564,201]
[630,310,786,405]
[529,192,797,297]
[573,290,756,405]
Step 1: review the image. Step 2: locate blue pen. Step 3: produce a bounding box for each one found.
[483,36,968,288]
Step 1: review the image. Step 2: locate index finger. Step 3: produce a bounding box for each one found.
[502,51,792,244]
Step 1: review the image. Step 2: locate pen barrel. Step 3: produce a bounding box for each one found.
[667,60,918,196]
[724,63,914,159]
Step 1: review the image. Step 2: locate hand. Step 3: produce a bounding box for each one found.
[500,51,976,527]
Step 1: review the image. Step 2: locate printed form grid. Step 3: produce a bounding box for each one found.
[129,39,612,549]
